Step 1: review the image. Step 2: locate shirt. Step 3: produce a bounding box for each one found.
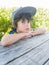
[4,28,17,36]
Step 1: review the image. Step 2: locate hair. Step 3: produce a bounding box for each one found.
[12,13,33,30]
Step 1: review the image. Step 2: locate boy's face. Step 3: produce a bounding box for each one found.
[16,19,31,33]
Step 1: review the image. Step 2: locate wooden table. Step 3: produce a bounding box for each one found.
[0,31,49,65]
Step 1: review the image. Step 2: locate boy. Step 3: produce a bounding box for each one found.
[1,7,46,46]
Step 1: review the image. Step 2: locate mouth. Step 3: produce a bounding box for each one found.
[25,28,30,30]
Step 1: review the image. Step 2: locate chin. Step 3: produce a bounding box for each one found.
[20,30,29,33]
[24,30,29,33]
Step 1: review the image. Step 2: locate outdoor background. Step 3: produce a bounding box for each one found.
[0,0,49,40]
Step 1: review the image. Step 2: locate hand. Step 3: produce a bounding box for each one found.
[24,31,35,38]
[24,28,46,38]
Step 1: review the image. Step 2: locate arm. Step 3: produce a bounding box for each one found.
[31,28,46,36]
[1,33,27,46]
[1,28,46,46]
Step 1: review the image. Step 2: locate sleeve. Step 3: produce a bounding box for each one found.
[4,28,16,36]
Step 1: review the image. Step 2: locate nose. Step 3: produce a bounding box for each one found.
[24,22,30,29]
[25,22,29,27]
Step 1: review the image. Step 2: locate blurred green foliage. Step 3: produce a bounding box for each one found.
[0,8,15,40]
[31,8,49,29]
[0,7,49,40]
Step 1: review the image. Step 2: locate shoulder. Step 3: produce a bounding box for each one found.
[9,29,16,34]
[4,28,16,36]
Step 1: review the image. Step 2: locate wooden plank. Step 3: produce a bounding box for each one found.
[44,60,49,65]
[0,31,49,65]
[7,38,49,65]
[30,40,49,65]
[7,58,39,65]
[20,59,39,65]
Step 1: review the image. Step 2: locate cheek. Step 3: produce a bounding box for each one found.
[17,24,25,31]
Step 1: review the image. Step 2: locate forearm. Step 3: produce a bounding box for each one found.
[33,28,46,35]
[1,33,26,46]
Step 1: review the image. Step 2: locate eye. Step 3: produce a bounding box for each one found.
[22,20,24,23]
[21,19,30,24]
[27,21,30,23]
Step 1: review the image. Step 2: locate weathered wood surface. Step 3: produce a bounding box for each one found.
[0,31,49,65]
